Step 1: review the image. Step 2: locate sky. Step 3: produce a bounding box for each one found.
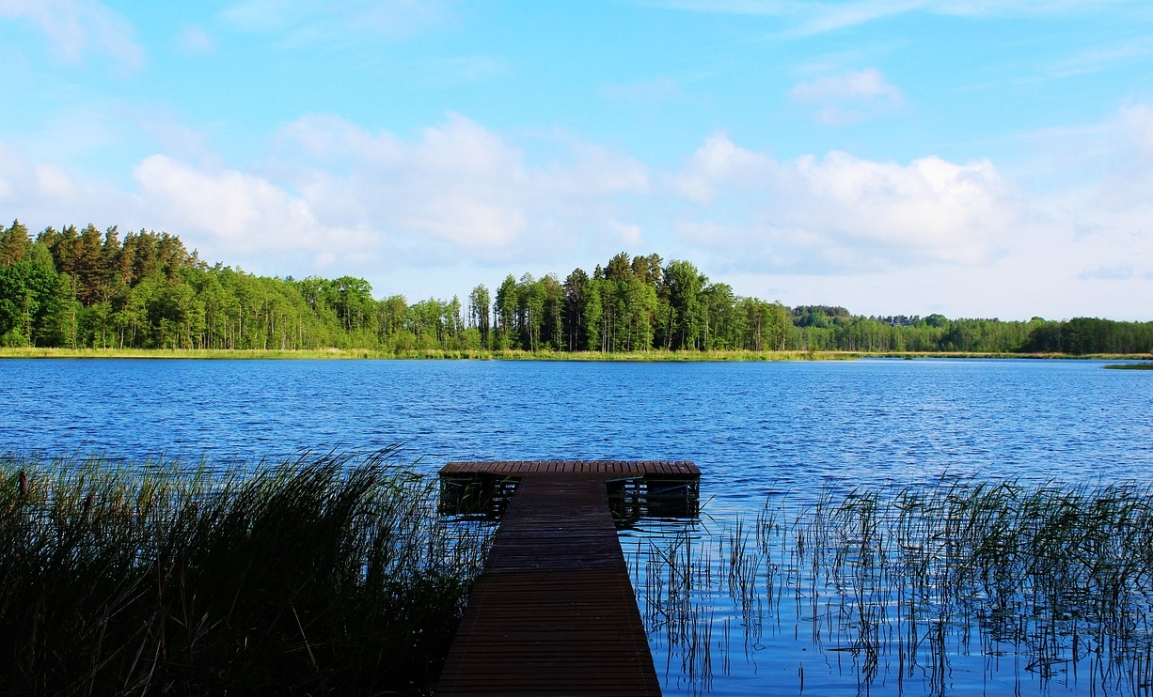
[1,1,1152,320]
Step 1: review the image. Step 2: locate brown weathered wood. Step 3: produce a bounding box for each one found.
[439,460,700,478]
[436,461,699,696]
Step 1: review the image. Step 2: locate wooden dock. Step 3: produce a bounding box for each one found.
[435,460,700,697]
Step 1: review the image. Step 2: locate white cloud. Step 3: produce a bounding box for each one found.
[3,117,1017,277]
[281,113,528,248]
[673,134,1017,271]
[0,0,143,68]
[5,102,1153,318]
[790,68,904,125]
[132,155,368,260]
[787,152,1013,260]
[674,133,769,204]
[0,140,124,225]
[688,101,1153,317]
[276,113,650,258]
[0,113,646,277]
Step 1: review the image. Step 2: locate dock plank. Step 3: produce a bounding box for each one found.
[440,460,700,478]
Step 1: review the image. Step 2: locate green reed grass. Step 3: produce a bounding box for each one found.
[633,479,1153,695]
[0,346,860,361]
[8,346,1147,362]
[0,451,492,697]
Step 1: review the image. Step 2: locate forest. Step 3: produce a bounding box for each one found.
[1,219,1151,356]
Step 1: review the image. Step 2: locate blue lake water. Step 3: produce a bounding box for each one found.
[3,358,1151,498]
[2,357,1152,695]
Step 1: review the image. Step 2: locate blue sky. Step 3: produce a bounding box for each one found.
[1,0,1152,320]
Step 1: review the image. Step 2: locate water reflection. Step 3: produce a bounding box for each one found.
[438,472,702,529]
[624,480,1153,697]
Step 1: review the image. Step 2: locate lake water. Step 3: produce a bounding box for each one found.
[2,357,1152,695]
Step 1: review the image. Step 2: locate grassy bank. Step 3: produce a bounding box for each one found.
[3,346,1150,361]
[0,346,854,360]
[0,452,491,696]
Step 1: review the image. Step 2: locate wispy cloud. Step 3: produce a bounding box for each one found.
[790,68,903,125]
[220,0,455,44]
[603,76,683,102]
[637,0,1141,35]
[0,0,143,69]
[1079,264,1134,281]
[1045,36,1153,78]
[418,55,504,85]
[175,25,214,55]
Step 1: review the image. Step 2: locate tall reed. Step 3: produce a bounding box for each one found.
[632,479,1153,695]
[0,451,492,696]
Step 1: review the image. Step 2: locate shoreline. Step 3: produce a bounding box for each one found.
[1,347,1150,361]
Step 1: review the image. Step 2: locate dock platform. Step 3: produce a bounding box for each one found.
[435,460,700,697]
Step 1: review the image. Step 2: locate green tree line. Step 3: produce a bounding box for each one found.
[2,220,1151,354]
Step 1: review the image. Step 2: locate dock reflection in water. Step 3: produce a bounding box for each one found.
[438,461,701,529]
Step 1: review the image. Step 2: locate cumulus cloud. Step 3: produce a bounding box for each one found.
[132,155,371,260]
[788,152,1013,259]
[672,134,1017,271]
[6,112,654,275]
[2,114,1016,277]
[7,101,1153,317]
[0,0,143,68]
[0,139,363,271]
[110,103,1153,298]
[279,113,528,248]
[0,140,126,225]
[790,68,904,125]
[275,113,650,258]
[674,133,769,204]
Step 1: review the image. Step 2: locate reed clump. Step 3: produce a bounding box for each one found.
[633,479,1153,694]
[0,451,491,696]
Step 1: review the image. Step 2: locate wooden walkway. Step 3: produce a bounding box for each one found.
[435,461,700,697]
[439,460,700,478]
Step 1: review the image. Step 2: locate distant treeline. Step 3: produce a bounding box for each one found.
[1,220,1151,355]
